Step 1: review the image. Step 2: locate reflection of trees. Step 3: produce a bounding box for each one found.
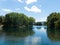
[2,26,34,37]
[47,28,60,41]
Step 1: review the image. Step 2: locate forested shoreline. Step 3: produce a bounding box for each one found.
[47,12,60,29]
[0,12,35,33]
[0,12,35,27]
[0,12,60,33]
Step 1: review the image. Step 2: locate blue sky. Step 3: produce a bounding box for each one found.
[0,0,60,22]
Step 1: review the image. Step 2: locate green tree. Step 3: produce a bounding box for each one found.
[3,12,35,27]
[0,16,2,24]
[55,20,60,29]
[29,17,35,25]
[34,22,42,26]
[47,12,60,29]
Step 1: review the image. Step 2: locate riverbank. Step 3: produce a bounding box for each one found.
[0,25,3,30]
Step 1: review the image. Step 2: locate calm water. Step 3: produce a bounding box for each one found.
[0,26,60,45]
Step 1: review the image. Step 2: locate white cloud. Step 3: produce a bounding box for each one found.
[17,0,23,3]
[24,6,41,13]
[1,8,21,15]
[25,0,37,4]
[2,9,12,12]
[0,9,13,15]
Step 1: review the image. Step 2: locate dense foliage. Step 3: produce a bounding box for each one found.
[0,12,35,33]
[34,22,47,26]
[47,12,60,29]
[34,22,42,26]
[1,12,35,27]
[0,16,2,24]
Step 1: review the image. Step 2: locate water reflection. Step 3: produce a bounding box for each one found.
[25,37,41,45]
[36,27,41,29]
[0,26,35,45]
[0,26,60,45]
[47,28,60,41]
[2,26,34,37]
[35,26,47,29]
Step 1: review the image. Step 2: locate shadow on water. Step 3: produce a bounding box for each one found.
[36,27,41,29]
[47,28,60,41]
[36,26,47,30]
[0,26,35,45]
[2,26,34,37]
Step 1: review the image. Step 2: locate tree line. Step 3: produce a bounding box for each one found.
[0,12,35,27]
[34,22,47,26]
[47,12,60,29]
[0,12,60,30]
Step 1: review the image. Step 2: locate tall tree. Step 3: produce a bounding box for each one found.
[47,12,60,29]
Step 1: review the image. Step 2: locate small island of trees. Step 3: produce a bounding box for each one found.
[0,12,35,27]
[0,12,35,34]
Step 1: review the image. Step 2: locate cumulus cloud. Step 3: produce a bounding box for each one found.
[24,6,41,13]
[0,9,13,15]
[2,9,12,12]
[17,0,23,3]
[25,0,37,4]
[1,8,21,14]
